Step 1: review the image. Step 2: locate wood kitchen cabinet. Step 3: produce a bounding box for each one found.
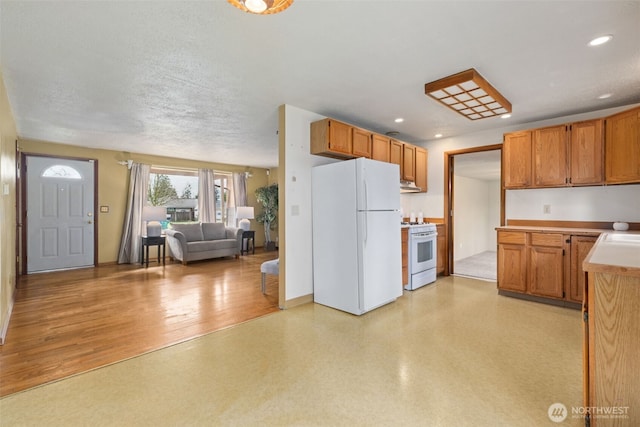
[401,228,408,287]
[583,266,640,426]
[568,235,597,303]
[402,144,416,182]
[371,134,390,162]
[498,228,601,306]
[533,125,568,187]
[436,223,446,275]
[414,146,427,193]
[605,106,640,184]
[570,119,604,185]
[352,127,372,158]
[497,231,527,292]
[390,139,403,178]
[528,233,564,298]
[503,131,532,188]
[310,119,353,158]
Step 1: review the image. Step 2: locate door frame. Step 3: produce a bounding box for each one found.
[443,144,503,276]
[19,152,99,275]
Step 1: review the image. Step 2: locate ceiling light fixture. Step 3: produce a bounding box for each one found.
[434,133,443,138]
[227,0,293,14]
[394,118,404,123]
[588,35,613,47]
[501,114,512,119]
[424,68,511,120]
[598,93,612,99]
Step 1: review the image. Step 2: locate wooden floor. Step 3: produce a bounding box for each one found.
[0,251,280,397]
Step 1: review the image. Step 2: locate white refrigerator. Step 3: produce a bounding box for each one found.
[312,158,402,315]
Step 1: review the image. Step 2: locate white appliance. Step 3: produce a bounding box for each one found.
[406,223,438,290]
[312,158,402,315]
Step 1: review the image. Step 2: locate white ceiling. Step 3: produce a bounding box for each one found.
[1,1,639,169]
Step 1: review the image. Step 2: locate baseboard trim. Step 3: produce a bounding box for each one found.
[0,293,15,345]
[498,290,581,310]
[281,293,313,310]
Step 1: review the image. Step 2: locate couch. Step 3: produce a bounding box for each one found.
[165,222,243,265]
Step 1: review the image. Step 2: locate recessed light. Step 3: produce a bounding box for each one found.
[598,93,612,99]
[394,118,404,123]
[501,114,511,119]
[588,35,613,47]
[434,133,443,138]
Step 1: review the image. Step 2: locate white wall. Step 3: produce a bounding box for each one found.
[280,105,335,301]
[453,176,500,261]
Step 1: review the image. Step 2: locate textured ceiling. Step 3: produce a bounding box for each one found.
[1,1,639,169]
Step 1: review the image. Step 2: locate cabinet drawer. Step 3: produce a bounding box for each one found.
[498,231,526,245]
[530,233,564,247]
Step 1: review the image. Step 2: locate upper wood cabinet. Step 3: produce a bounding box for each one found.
[310,117,429,193]
[504,118,606,189]
[605,106,640,184]
[533,125,568,187]
[352,127,372,158]
[415,147,428,193]
[570,119,603,185]
[310,119,353,158]
[371,134,390,162]
[503,131,532,188]
[403,144,416,181]
[390,139,403,178]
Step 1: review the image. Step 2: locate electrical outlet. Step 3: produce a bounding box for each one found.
[543,204,551,214]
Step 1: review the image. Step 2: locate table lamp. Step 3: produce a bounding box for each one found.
[236,206,254,231]
[143,206,167,237]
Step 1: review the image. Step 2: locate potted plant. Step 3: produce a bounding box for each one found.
[255,183,278,251]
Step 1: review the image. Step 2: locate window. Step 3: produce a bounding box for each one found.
[147,167,233,225]
[42,165,82,179]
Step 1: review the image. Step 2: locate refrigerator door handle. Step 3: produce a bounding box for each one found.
[363,179,368,211]
[363,211,367,245]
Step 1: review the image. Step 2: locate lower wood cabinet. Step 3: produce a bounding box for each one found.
[401,228,408,288]
[497,230,599,306]
[436,224,446,275]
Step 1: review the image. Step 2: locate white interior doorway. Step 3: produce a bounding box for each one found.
[452,150,501,281]
[25,155,96,273]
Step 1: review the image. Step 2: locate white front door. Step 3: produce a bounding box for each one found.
[26,156,95,273]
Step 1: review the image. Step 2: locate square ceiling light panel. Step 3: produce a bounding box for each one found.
[425,68,512,120]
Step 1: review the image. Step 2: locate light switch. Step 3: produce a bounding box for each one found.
[100,206,110,213]
[2,184,8,195]
[291,205,299,216]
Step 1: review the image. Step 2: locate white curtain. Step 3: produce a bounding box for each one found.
[198,168,216,223]
[233,172,247,207]
[117,163,150,264]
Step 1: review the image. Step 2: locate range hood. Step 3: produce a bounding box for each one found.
[400,180,421,193]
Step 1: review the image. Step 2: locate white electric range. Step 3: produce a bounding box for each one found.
[402,223,438,290]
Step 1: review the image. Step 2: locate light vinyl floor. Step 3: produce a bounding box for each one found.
[0,276,584,426]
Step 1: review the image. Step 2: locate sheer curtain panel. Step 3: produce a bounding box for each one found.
[117,163,150,264]
[198,168,216,223]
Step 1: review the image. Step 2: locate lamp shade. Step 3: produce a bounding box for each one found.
[142,206,167,237]
[236,206,254,231]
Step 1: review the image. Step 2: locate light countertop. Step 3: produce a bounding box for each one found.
[583,232,640,277]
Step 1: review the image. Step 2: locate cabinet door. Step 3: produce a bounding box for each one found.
[371,134,390,162]
[605,106,640,184]
[569,235,597,303]
[498,244,527,292]
[533,125,568,187]
[415,147,428,192]
[503,131,532,188]
[570,120,603,185]
[529,245,564,299]
[328,120,353,155]
[403,144,416,181]
[390,140,403,178]
[436,224,445,274]
[401,228,408,286]
[352,127,372,158]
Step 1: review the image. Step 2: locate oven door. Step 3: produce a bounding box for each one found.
[410,232,437,273]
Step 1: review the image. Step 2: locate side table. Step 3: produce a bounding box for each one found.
[140,235,166,267]
[241,230,255,255]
